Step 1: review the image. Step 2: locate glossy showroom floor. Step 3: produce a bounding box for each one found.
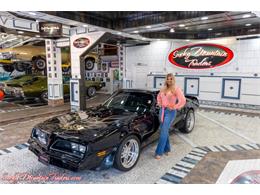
[0,93,260,184]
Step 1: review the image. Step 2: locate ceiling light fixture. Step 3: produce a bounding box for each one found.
[17,31,24,34]
[208,28,213,31]
[185,27,189,30]
[133,30,139,33]
[245,23,252,26]
[117,32,122,35]
[142,37,147,40]
[157,39,161,41]
[243,14,251,18]
[179,24,185,27]
[186,39,190,42]
[170,28,175,33]
[201,16,208,20]
[146,26,151,29]
[83,24,88,27]
[35,35,41,38]
[28,12,37,16]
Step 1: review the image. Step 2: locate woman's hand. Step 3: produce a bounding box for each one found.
[168,104,176,110]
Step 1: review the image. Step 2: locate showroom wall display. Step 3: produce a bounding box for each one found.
[125,37,260,109]
[45,39,64,106]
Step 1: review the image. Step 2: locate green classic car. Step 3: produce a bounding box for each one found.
[0,75,105,102]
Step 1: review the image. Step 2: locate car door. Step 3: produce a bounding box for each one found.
[126,93,155,137]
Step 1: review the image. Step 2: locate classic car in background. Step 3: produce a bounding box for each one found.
[0,75,105,102]
[0,72,12,82]
[0,40,98,72]
[28,89,199,172]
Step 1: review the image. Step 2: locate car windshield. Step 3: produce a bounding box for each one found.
[103,92,153,113]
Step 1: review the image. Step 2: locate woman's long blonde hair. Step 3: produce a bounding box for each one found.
[161,73,176,94]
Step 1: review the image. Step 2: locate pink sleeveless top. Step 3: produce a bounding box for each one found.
[157,86,186,122]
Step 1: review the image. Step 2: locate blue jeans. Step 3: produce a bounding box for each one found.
[155,108,176,156]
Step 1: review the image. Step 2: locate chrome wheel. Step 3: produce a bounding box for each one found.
[41,91,48,103]
[120,139,140,169]
[186,110,195,132]
[85,59,95,70]
[87,87,96,97]
[35,58,46,70]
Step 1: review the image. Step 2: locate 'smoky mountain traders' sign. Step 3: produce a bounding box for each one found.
[168,43,234,69]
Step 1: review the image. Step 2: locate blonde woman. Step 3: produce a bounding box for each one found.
[155,73,186,159]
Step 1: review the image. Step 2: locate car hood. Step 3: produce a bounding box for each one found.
[36,106,137,142]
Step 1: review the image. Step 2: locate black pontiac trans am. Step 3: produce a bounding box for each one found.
[28,89,199,172]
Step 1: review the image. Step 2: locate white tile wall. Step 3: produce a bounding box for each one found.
[125,37,260,107]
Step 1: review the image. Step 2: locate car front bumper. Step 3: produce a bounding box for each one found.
[28,139,107,171]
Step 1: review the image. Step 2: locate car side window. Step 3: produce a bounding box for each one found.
[124,93,153,112]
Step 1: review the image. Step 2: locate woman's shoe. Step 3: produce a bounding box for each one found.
[155,155,161,160]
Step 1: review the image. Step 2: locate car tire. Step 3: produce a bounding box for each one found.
[87,86,96,97]
[33,57,46,71]
[40,91,48,103]
[178,109,195,134]
[2,64,14,72]
[14,63,25,72]
[114,135,141,172]
[85,58,95,71]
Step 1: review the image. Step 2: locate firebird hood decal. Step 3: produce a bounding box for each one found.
[36,107,137,141]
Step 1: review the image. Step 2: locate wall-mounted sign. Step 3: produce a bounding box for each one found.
[168,43,234,69]
[73,37,90,48]
[39,22,62,38]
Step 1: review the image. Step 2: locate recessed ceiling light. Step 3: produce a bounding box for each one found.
[208,28,213,31]
[35,35,41,38]
[35,20,39,23]
[83,24,88,27]
[170,28,175,33]
[146,26,151,29]
[17,31,24,34]
[133,30,139,33]
[179,24,185,27]
[245,23,252,26]
[117,32,122,35]
[186,39,190,42]
[142,37,147,40]
[185,27,189,30]
[201,16,208,20]
[28,12,37,16]
[243,14,251,18]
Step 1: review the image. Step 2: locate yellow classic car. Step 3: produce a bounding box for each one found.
[0,40,98,72]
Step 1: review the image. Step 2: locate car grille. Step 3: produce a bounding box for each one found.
[50,139,87,158]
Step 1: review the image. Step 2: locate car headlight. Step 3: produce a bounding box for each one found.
[13,87,24,97]
[33,128,48,145]
[0,52,14,60]
[71,142,86,154]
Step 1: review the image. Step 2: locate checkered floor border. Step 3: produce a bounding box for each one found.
[0,143,29,155]
[198,108,260,118]
[156,143,260,184]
